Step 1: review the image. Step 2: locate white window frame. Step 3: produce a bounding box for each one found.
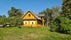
[23,21,28,24]
[30,21,35,24]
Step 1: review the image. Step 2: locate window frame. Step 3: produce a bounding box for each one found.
[23,21,28,24]
[30,21,35,24]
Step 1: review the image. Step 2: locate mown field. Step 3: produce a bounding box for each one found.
[0,27,71,40]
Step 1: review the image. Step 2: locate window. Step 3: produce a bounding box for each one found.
[41,17,42,19]
[28,14,31,17]
[24,21,28,24]
[31,22,34,24]
[30,21,35,24]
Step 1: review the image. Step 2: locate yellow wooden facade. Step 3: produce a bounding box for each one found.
[22,11,44,27]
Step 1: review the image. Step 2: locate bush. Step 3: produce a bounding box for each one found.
[50,16,71,34]
[50,18,61,32]
[58,17,71,34]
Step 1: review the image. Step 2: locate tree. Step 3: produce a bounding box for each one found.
[51,6,61,19]
[62,0,71,19]
[50,0,71,34]
[0,15,7,27]
[8,7,24,27]
[8,7,23,17]
[59,17,71,34]
[39,6,61,26]
[58,0,71,34]
[8,7,16,17]
[39,8,53,26]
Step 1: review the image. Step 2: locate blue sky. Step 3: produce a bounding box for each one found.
[0,0,62,16]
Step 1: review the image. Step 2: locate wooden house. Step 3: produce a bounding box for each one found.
[22,11,44,27]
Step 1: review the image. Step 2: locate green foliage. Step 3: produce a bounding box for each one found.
[0,15,6,24]
[6,17,22,27]
[7,7,23,27]
[50,16,71,34]
[50,0,71,35]
[8,7,23,17]
[0,7,23,27]
[50,17,61,32]
[59,17,71,34]
[62,0,71,19]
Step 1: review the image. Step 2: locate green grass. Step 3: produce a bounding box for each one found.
[0,27,71,40]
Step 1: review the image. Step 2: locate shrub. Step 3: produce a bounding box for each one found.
[50,16,71,34]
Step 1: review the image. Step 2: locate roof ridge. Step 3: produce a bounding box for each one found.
[22,10,41,20]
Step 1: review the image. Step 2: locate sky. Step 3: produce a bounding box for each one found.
[0,0,62,16]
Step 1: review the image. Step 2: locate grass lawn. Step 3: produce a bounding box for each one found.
[0,27,71,40]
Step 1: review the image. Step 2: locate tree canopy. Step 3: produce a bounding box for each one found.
[8,7,23,17]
